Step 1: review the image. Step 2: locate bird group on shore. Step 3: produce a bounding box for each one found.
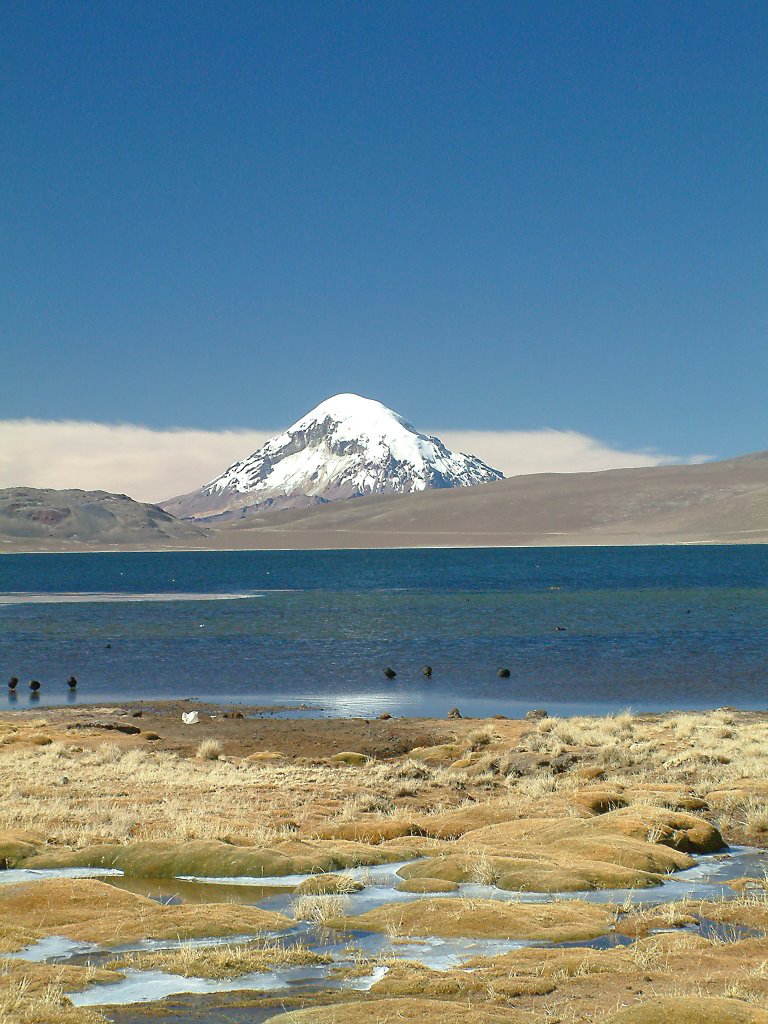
[7,675,78,693]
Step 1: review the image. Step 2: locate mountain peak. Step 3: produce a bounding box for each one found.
[284,393,415,441]
[297,392,410,424]
[162,395,504,522]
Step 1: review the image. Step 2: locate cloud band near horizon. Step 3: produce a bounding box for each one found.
[0,420,709,504]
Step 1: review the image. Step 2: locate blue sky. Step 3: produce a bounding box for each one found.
[3,0,766,462]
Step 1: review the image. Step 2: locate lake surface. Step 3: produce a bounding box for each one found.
[0,546,766,716]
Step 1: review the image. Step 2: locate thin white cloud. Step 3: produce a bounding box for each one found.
[436,430,706,477]
[0,419,706,505]
[0,420,272,503]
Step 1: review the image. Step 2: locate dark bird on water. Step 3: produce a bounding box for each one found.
[497,668,511,678]
[67,676,78,689]
[383,667,397,679]
[8,677,18,690]
[421,665,433,678]
[555,626,567,632]
[29,680,40,692]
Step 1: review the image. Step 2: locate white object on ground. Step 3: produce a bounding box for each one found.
[181,711,199,725]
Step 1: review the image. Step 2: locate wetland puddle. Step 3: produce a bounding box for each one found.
[4,846,767,1015]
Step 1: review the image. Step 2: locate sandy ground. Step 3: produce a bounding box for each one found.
[14,700,470,759]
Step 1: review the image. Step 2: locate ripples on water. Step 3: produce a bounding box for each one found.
[0,546,766,714]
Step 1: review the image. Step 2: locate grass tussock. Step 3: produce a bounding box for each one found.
[290,894,348,924]
[0,973,110,1024]
[196,738,223,761]
[465,728,497,752]
[0,982,102,1024]
[109,938,331,979]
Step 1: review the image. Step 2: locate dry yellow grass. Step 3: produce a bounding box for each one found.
[3,709,768,852]
[196,738,223,760]
[108,938,331,978]
[291,893,349,924]
[3,708,768,1024]
[0,979,107,1024]
[0,960,115,1024]
[0,731,367,846]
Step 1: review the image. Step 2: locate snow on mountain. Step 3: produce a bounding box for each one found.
[161,394,504,521]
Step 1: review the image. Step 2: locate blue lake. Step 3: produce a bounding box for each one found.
[1,546,766,716]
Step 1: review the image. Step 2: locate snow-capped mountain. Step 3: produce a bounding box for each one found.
[162,394,504,522]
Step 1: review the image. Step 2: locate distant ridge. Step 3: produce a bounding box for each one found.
[2,451,767,552]
[211,450,768,548]
[161,394,503,522]
[0,488,207,548]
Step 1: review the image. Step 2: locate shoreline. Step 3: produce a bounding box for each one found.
[5,695,767,719]
[0,537,758,554]
[4,699,766,759]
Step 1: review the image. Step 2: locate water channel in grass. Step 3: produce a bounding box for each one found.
[3,845,768,1017]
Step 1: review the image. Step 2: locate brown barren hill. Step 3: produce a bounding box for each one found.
[210,450,768,548]
[0,487,208,550]
[2,451,767,551]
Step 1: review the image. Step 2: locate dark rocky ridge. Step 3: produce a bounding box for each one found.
[0,488,208,547]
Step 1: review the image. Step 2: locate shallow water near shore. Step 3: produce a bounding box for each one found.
[6,846,767,1013]
[1,545,767,715]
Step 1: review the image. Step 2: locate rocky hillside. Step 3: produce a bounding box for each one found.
[0,488,207,549]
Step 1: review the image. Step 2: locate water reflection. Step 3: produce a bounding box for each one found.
[104,876,289,906]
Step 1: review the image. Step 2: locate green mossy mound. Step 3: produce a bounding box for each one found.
[603,996,768,1023]
[415,804,519,838]
[371,965,485,997]
[294,873,364,895]
[394,877,459,893]
[110,941,331,979]
[330,896,613,941]
[0,877,290,946]
[314,820,426,844]
[393,805,720,893]
[270,997,535,1023]
[23,837,406,879]
[329,751,369,766]
[574,789,628,814]
[457,806,722,855]
[625,786,709,812]
[371,962,557,999]
[397,849,670,892]
[0,956,121,994]
[0,920,42,953]
[573,782,709,815]
[0,828,42,868]
[378,835,457,856]
[0,957,121,1024]
[395,808,703,893]
[565,835,693,872]
[707,780,768,808]
[589,806,723,853]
